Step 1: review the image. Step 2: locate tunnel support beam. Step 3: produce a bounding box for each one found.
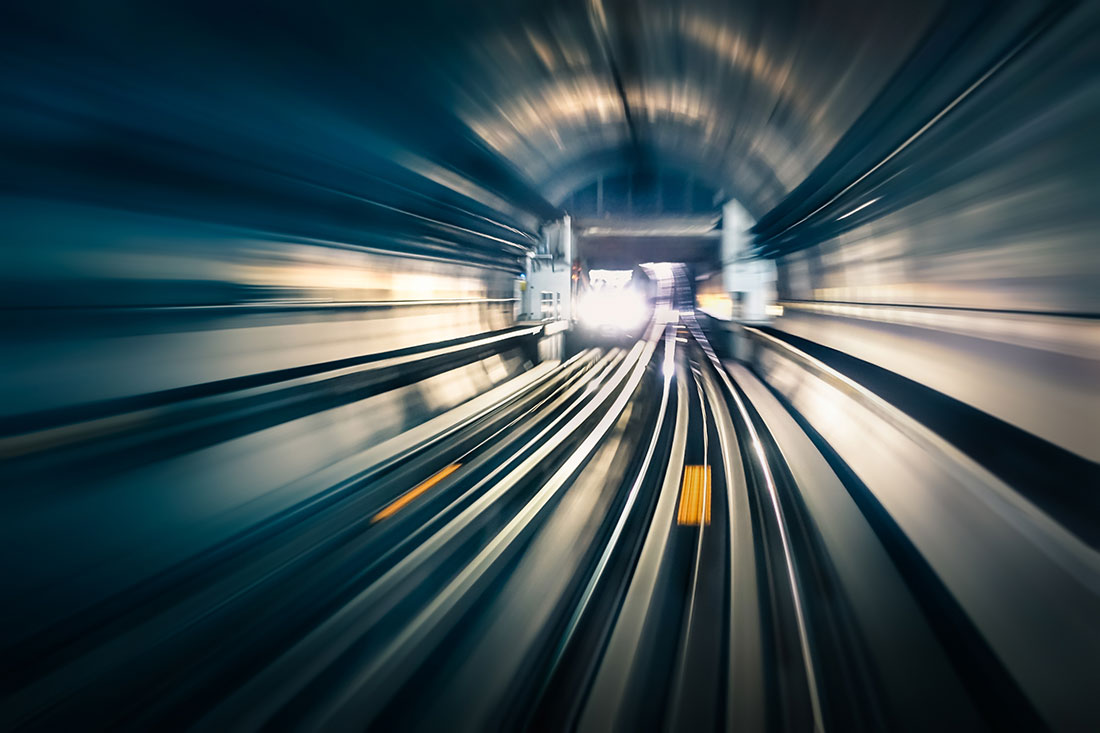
[523,215,573,325]
[722,200,776,324]
[721,200,777,359]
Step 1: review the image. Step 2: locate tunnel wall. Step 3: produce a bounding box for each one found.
[1,198,520,418]
[0,193,542,639]
[764,5,1100,462]
[773,5,1099,316]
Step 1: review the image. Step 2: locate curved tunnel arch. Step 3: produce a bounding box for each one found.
[440,0,958,221]
[538,146,731,210]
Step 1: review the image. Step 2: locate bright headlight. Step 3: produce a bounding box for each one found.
[579,290,648,331]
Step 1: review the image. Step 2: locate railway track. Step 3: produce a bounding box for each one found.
[2,290,1094,730]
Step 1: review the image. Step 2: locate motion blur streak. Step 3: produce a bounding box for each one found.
[677,466,712,526]
[1,0,1098,731]
[372,463,463,523]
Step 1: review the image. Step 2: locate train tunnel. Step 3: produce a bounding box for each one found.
[1,0,1098,729]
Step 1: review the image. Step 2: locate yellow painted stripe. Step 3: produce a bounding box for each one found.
[676,465,712,526]
[372,463,462,523]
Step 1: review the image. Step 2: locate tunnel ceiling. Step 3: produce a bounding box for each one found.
[455,0,942,217]
[349,0,1068,233]
[3,0,1081,262]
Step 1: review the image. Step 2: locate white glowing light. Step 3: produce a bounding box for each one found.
[588,269,634,287]
[642,261,676,279]
[578,288,649,331]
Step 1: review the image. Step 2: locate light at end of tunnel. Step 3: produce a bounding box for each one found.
[578,289,649,331]
[588,269,634,288]
[642,261,676,280]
